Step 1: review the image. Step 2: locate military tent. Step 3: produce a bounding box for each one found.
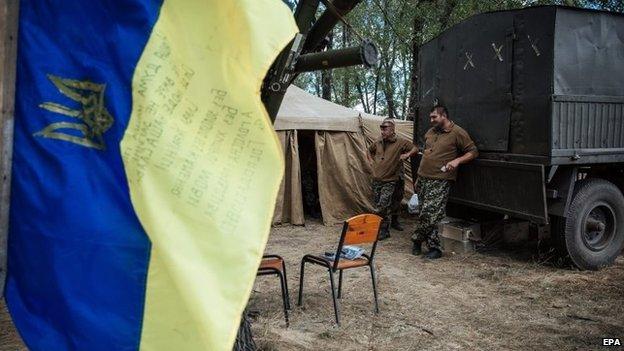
[273,85,414,226]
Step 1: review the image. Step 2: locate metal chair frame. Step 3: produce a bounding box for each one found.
[257,254,291,327]
[297,214,381,325]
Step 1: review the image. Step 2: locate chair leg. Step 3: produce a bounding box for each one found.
[278,272,290,327]
[369,263,379,314]
[337,269,343,299]
[297,259,306,306]
[328,269,340,326]
[282,260,291,310]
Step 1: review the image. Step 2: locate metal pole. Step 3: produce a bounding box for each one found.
[0,0,19,297]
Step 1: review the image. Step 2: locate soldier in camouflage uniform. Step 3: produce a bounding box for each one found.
[412,178,450,251]
[371,179,397,237]
[368,118,417,240]
[412,105,478,259]
[389,171,405,231]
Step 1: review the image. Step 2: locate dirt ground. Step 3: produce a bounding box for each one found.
[0,300,25,351]
[1,216,623,351]
[250,217,624,351]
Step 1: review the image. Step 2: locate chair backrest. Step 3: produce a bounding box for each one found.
[343,214,383,245]
[333,214,382,271]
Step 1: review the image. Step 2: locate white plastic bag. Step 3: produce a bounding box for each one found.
[407,193,420,214]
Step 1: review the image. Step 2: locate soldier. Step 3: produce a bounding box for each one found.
[412,105,478,259]
[389,169,405,231]
[368,118,418,240]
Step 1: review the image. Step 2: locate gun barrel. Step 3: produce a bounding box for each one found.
[295,40,378,72]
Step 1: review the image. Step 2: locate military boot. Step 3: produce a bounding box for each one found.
[411,241,423,256]
[424,248,442,260]
[378,230,391,241]
[390,215,404,231]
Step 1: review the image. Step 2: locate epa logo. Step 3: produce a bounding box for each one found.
[603,338,621,346]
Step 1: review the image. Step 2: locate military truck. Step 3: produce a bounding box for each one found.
[413,6,624,270]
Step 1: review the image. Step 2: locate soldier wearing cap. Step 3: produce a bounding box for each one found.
[368,118,418,240]
[412,104,478,259]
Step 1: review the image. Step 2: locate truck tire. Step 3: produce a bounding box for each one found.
[557,178,624,270]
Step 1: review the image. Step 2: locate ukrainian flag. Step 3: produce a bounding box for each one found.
[6,1,296,350]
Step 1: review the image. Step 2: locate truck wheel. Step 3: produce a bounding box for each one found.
[558,178,624,270]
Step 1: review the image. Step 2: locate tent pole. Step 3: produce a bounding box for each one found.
[0,0,19,297]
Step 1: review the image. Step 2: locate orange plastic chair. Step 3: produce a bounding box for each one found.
[297,214,382,325]
[257,254,291,327]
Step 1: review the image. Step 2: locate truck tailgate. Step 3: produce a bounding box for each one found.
[449,159,548,223]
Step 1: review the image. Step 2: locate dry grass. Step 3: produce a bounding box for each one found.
[1,216,622,350]
[0,299,25,350]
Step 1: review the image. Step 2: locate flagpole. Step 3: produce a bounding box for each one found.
[0,0,19,297]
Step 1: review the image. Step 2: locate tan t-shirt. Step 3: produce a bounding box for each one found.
[368,135,415,182]
[417,123,478,181]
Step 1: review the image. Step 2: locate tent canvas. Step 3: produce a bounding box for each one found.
[273,86,414,226]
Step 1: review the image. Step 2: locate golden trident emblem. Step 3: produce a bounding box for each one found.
[34,74,114,150]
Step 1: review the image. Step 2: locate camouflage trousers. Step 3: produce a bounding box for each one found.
[412,177,451,250]
[372,180,397,236]
[391,177,405,215]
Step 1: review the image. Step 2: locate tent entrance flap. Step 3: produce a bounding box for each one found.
[272,130,305,225]
[298,130,322,220]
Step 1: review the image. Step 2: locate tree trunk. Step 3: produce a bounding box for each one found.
[385,90,396,119]
[342,25,350,106]
[379,0,398,118]
[355,74,369,114]
[314,71,321,97]
[321,31,333,101]
[407,11,425,121]
[372,65,381,115]
[400,52,409,119]
[383,45,398,118]
[439,0,457,31]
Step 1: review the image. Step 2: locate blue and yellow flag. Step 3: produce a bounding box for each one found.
[6,1,297,350]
